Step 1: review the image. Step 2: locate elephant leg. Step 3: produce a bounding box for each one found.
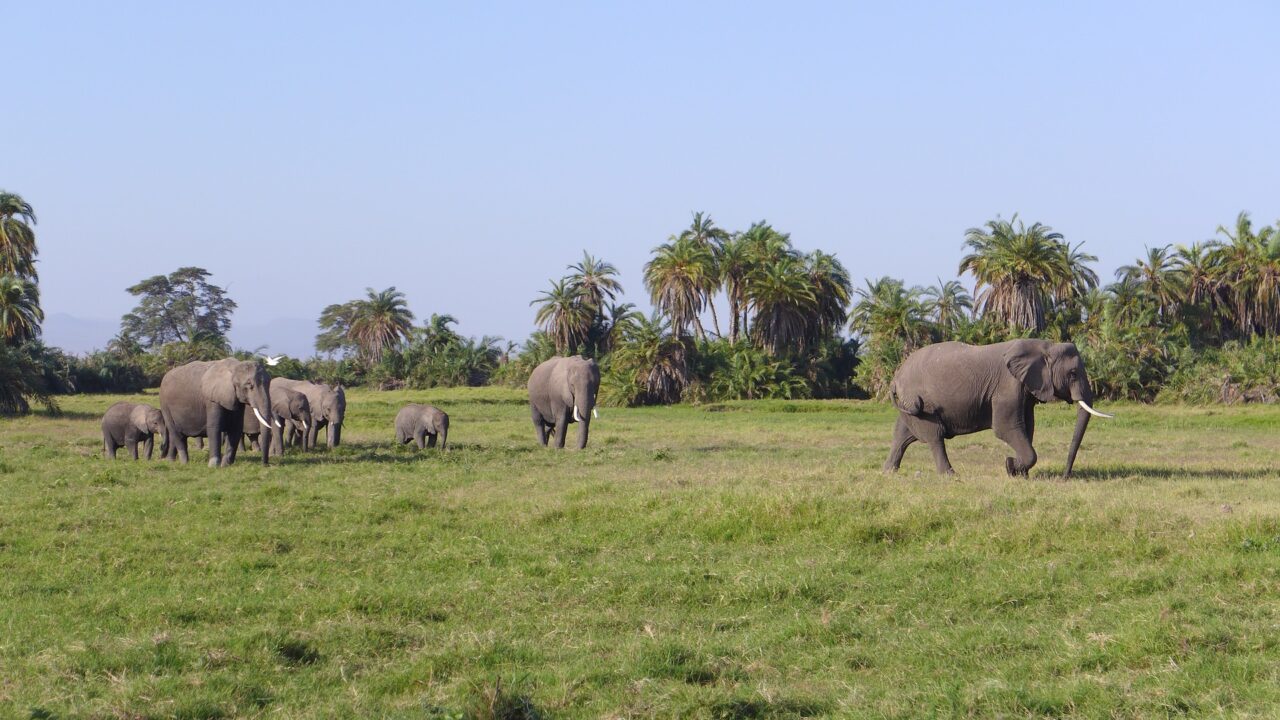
[883,415,917,472]
[143,435,154,460]
[225,414,244,467]
[128,439,140,461]
[553,412,569,449]
[196,436,204,450]
[426,433,437,449]
[104,436,117,460]
[532,409,549,446]
[904,415,953,475]
[206,405,226,468]
[415,430,427,450]
[994,421,1037,478]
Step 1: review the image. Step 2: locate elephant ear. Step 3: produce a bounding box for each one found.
[1004,343,1056,403]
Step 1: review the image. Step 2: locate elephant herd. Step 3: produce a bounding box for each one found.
[101,342,1110,477]
[101,355,603,465]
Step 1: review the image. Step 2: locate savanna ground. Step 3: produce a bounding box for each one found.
[2,389,1280,719]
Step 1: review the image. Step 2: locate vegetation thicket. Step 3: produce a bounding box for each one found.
[5,193,1280,414]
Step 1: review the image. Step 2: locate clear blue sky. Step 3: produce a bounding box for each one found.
[9,1,1280,354]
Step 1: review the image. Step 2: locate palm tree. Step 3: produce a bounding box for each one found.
[747,254,817,355]
[644,236,715,339]
[678,212,730,336]
[920,279,972,335]
[349,287,415,363]
[1208,212,1280,337]
[611,311,691,404]
[959,215,1094,333]
[567,251,623,317]
[531,278,593,354]
[0,192,37,280]
[803,250,853,344]
[0,275,43,342]
[716,233,753,343]
[738,221,798,338]
[1115,245,1183,319]
[850,277,932,352]
[1170,241,1224,338]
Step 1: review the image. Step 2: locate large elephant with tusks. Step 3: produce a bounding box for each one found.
[160,358,277,467]
[883,339,1112,478]
[528,355,600,449]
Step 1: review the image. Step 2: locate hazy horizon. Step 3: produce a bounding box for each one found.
[12,2,1280,356]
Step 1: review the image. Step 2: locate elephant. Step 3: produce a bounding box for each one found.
[101,401,167,460]
[394,403,449,450]
[159,358,277,467]
[883,339,1113,478]
[270,378,345,449]
[528,355,600,449]
[242,385,312,457]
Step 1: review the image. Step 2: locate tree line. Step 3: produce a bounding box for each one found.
[3,190,1280,414]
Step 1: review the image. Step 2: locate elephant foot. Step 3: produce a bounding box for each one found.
[208,456,220,468]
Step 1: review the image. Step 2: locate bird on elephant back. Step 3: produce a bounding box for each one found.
[159,358,277,467]
[883,339,1112,478]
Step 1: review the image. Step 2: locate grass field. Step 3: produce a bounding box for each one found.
[3,389,1280,718]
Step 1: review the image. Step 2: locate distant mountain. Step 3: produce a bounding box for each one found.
[41,313,318,358]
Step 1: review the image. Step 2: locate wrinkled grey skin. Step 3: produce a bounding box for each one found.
[883,339,1103,478]
[242,386,312,457]
[102,401,167,460]
[271,378,345,449]
[528,355,600,449]
[160,358,274,467]
[395,403,449,450]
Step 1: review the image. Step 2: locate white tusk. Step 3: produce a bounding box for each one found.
[253,407,271,428]
[302,420,308,431]
[275,418,283,428]
[592,408,598,419]
[573,404,583,423]
[1078,400,1113,419]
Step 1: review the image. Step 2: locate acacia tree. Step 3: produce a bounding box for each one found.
[120,267,236,349]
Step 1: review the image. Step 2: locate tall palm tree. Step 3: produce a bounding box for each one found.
[803,250,853,344]
[349,287,415,363]
[738,221,798,337]
[959,215,1094,333]
[567,251,623,317]
[920,279,972,335]
[531,278,593,354]
[0,275,43,342]
[1115,245,1183,319]
[0,192,37,280]
[678,212,730,336]
[747,254,817,355]
[1208,211,1280,337]
[644,236,715,339]
[716,233,753,343]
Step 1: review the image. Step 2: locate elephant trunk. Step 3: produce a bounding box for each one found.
[1063,393,1091,478]
[329,423,341,448]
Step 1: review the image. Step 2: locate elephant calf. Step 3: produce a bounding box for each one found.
[102,401,167,460]
[395,404,449,450]
[884,339,1112,478]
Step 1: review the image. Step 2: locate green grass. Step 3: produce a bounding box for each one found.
[3,388,1280,718]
